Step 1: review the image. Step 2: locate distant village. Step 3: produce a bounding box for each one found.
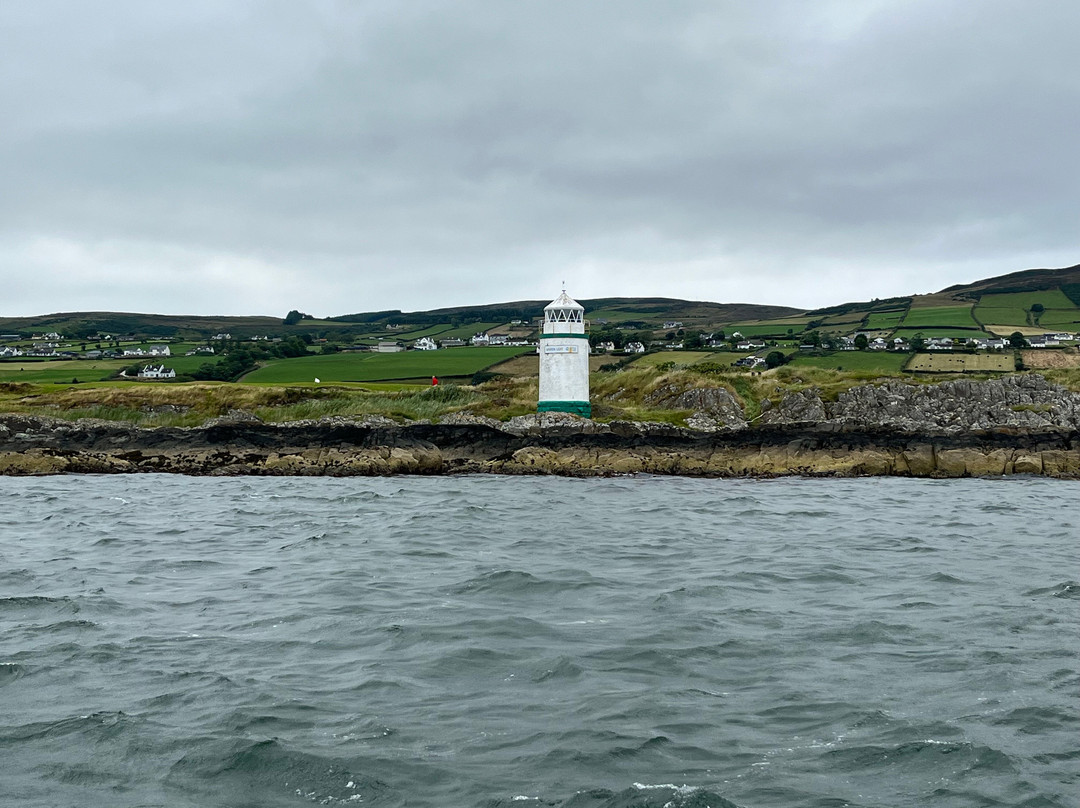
[1,316,1077,379]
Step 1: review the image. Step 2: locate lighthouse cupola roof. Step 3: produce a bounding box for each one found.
[544,290,584,312]
[544,289,584,325]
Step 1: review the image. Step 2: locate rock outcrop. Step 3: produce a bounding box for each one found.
[761,374,1080,431]
[5,375,1080,478]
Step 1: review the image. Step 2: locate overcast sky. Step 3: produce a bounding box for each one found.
[3,1,1079,317]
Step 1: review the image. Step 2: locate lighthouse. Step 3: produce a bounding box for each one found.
[538,288,591,417]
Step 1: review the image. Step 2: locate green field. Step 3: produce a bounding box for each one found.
[863,311,906,330]
[0,360,123,383]
[727,324,798,337]
[975,290,1079,329]
[786,352,910,372]
[892,327,991,340]
[372,324,457,340]
[431,322,507,340]
[974,307,1029,327]
[241,346,531,383]
[587,309,654,324]
[0,353,252,383]
[900,305,981,329]
[821,313,868,326]
[977,290,1077,310]
[1033,311,1080,328]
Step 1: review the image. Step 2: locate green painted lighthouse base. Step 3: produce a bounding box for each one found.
[538,400,592,418]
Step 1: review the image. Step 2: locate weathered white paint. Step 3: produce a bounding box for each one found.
[538,290,590,411]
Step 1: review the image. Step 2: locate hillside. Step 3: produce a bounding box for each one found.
[939,263,1080,299]
[329,298,803,329]
[4,263,1080,387]
[0,299,803,341]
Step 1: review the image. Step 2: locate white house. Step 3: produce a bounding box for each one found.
[377,341,404,353]
[470,333,490,346]
[662,321,683,330]
[138,365,175,379]
[147,345,171,357]
[413,337,438,350]
[0,346,23,357]
[440,338,467,348]
[624,341,646,353]
[734,356,766,369]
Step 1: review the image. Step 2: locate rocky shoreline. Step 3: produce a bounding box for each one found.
[5,374,1080,478]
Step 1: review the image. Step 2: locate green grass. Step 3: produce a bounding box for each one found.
[977,290,1077,310]
[974,307,1029,327]
[369,323,458,340]
[252,384,481,423]
[787,352,910,373]
[892,327,991,340]
[586,309,654,324]
[241,346,531,383]
[1033,311,1080,328]
[975,290,1079,329]
[900,304,981,329]
[431,322,506,340]
[863,311,906,330]
[0,360,122,383]
[820,318,865,327]
[727,324,799,337]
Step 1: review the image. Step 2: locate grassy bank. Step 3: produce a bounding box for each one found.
[3,362,1074,429]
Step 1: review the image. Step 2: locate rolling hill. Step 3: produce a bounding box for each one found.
[3,263,1080,349]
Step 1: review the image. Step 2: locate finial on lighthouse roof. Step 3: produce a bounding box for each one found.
[545,288,583,311]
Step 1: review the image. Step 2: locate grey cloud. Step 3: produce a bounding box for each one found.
[2,0,1079,315]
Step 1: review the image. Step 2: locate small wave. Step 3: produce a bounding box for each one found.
[1024,581,1080,599]
[15,619,99,638]
[991,705,1080,734]
[819,740,1016,775]
[811,620,915,646]
[927,572,972,584]
[0,662,28,686]
[0,595,79,615]
[280,533,329,549]
[166,739,393,806]
[1,711,135,744]
[533,656,585,682]
[482,783,740,808]
[451,569,594,596]
[0,568,36,585]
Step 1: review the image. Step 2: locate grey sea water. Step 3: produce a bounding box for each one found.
[0,474,1077,808]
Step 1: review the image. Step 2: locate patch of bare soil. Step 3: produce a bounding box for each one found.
[1021,348,1080,368]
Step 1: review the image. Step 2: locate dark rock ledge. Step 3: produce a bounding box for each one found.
[3,406,1080,480]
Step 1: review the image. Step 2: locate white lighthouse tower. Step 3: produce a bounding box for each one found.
[538,288,590,417]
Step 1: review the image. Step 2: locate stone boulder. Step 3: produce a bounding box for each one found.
[644,384,747,430]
